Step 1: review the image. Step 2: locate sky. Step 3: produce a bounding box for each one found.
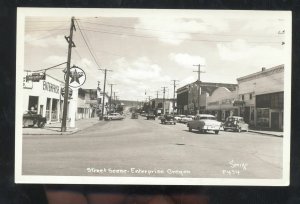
[23,10,289,101]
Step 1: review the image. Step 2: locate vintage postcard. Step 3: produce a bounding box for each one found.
[15,8,291,185]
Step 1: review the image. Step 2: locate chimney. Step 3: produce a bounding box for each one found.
[262,67,266,71]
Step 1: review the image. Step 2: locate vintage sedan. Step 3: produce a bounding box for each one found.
[104,113,125,121]
[131,112,139,119]
[174,114,185,122]
[160,114,176,125]
[223,116,249,132]
[181,115,194,123]
[187,114,221,134]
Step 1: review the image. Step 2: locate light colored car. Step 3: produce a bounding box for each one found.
[104,113,125,121]
[187,114,221,134]
[223,116,249,132]
[181,115,194,123]
[174,114,185,122]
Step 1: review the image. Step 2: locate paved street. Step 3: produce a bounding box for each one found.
[22,116,283,179]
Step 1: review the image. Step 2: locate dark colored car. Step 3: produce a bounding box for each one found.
[23,111,47,128]
[146,113,156,120]
[131,112,139,119]
[161,114,176,125]
[223,116,249,132]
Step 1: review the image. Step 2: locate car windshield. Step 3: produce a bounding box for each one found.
[200,116,216,120]
[227,117,237,122]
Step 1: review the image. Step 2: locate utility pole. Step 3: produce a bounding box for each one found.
[109,83,116,113]
[193,64,206,114]
[61,16,76,132]
[99,68,112,120]
[162,86,167,114]
[171,80,179,114]
[114,91,117,101]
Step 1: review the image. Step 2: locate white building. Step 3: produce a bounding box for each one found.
[23,72,67,123]
[237,65,284,130]
[206,87,239,121]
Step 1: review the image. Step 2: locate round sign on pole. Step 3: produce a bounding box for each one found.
[64,66,86,88]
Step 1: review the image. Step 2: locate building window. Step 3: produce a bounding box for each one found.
[241,95,244,101]
[250,93,252,100]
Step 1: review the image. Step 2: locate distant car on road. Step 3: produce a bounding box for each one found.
[104,113,125,121]
[181,115,194,123]
[160,114,176,125]
[23,111,46,128]
[131,112,139,119]
[146,112,156,120]
[223,116,249,132]
[187,114,221,134]
[174,114,185,122]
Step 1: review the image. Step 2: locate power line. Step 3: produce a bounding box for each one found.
[80,28,283,45]
[74,19,102,70]
[79,20,283,38]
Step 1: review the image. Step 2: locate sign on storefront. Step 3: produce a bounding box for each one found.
[26,72,46,82]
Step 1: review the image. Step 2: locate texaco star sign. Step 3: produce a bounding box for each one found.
[65,66,86,88]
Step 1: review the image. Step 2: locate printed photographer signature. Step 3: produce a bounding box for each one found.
[222,160,248,176]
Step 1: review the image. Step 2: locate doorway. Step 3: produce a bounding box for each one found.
[271,112,280,130]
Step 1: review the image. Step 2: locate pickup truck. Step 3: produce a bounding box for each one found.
[23,111,46,128]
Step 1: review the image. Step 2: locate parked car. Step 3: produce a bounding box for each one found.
[23,111,46,128]
[131,112,139,119]
[161,114,176,125]
[181,115,194,123]
[187,114,221,134]
[146,113,156,120]
[174,114,185,122]
[223,116,249,132]
[104,113,125,121]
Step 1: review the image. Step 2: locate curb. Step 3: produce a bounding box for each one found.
[248,130,283,137]
[23,120,101,135]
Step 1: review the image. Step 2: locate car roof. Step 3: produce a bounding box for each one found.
[195,114,215,117]
[227,116,243,119]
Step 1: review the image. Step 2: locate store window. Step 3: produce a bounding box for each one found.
[257,108,269,128]
[28,96,39,113]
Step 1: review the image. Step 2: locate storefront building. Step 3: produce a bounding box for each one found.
[206,87,239,121]
[149,98,176,115]
[77,88,98,119]
[237,65,284,130]
[23,72,65,123]
[176,81,237,115]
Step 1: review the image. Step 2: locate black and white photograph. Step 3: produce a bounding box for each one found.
[15,8,291,185]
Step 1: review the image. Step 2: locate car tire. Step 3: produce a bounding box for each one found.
[38,121,45,128]
[224,128,227,131]
[214,130,219,134]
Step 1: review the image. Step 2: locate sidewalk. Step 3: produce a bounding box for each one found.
[23,117,100,135]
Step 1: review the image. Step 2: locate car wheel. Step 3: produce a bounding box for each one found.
[224,128,227,131]
[214,130,219,134]
[237,127,241,133]
[38,121,45,128]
